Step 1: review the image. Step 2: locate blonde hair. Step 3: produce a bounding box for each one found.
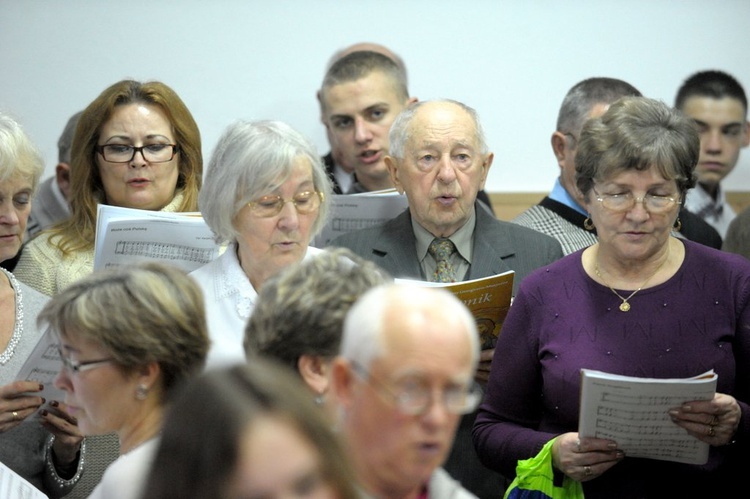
[37,262,209,400]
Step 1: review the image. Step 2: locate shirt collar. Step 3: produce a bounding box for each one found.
[548,177,587,215]
[414,207,476,264]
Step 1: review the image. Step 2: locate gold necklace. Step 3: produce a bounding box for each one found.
[594,248,669,312]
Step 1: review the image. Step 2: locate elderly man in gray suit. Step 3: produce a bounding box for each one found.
[328,99,563,498]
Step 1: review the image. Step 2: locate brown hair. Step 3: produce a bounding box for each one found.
[50,80,202,254]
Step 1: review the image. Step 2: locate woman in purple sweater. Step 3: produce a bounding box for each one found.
[474,97,750,498]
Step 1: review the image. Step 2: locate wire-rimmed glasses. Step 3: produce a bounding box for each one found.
[350,360,481,416]
[246,190,324,218]
[57,347,114,374]
[593,187,681,214]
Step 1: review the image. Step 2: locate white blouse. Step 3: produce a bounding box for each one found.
[190,242,323,370]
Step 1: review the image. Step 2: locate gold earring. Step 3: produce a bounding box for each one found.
[583,217,595,231]
[673,218,682,232]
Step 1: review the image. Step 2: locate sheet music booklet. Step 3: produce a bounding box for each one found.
[395,271,514,350]
[94,204,220,272]
[578,368,717,464]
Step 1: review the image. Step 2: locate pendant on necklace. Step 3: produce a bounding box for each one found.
[619,302,631,312]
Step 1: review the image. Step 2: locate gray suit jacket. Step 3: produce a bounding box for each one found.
[327,202,563,295]
[327,202,563,498]
[26,176,69,239]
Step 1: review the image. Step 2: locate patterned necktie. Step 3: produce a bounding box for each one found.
[428,238,457,283]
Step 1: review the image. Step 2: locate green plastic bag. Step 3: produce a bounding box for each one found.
[503,438,585,499]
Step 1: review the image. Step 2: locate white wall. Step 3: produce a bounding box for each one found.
[2,0,749,192]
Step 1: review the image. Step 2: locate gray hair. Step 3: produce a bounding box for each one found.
[556,77,642,143]
[339,283,480,371]
[199,120,332,244]
[245,247,392,372]
[388,99,489,159]
[0,112,44,193]
[575,97,698,201]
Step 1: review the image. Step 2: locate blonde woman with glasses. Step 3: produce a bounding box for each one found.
[40,262,209,499]
[190,120,332,370]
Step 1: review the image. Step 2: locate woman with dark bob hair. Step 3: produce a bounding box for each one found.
[15,79,202,296]
[475,97,750,497]
[142,359,360,499]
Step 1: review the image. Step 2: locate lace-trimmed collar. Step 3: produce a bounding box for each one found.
[215,243,257,320]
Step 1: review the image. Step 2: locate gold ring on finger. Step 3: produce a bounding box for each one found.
[707,425,715,437]
[584,465,592,477]
[11,411,18,421]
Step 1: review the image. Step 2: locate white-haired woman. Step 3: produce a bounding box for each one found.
[0,112,84,497]
[190,120,332,369]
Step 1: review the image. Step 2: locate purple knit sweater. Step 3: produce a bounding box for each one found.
[474,239,750,498]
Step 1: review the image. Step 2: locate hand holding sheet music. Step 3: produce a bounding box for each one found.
[578,369,717,464]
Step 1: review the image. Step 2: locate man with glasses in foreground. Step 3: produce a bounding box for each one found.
[332,283,481,499]
[512,77,721,253]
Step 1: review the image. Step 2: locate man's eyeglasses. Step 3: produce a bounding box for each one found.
[593,187,681,214]
[57,347,114,374]
[350,360,481,416]
[95,144,179,163]
[247,190,324,218]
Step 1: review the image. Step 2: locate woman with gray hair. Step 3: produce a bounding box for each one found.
[190,120,332,369]
[475,97,750,497]
[245,247,391,418]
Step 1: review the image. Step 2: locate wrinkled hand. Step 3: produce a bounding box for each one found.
[475,348,494,384]
[0,380,46,433]
[551,432,624,482]
[669,393,740,447]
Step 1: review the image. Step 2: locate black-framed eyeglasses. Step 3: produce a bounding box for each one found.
[57,347,114,375]
[95,144,179,163]
[350,360,481,416]
[246,190,324,218]
[592,187,681,214]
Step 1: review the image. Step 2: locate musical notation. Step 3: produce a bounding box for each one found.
[113,241,216,264]
[312,191,409,247]
[94,205,221,273]
[578,368,717,464]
